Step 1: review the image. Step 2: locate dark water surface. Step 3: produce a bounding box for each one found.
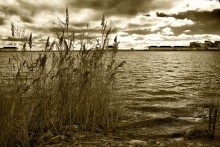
[115,51,220,120]
[1,51,220,120]
[117,51,220,96]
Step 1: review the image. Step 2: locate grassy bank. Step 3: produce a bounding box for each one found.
[0,9,125,146]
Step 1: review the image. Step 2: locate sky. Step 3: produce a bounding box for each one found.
[0,0,220,50]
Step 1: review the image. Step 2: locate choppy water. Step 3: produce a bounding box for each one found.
[116,51,220,120]
[1,51,220,120]
[117,51,220,99]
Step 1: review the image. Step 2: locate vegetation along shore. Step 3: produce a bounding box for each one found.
[0,8,220,147]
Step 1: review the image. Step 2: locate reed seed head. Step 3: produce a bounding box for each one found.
[29,33,33,50]
[11,22,15,37]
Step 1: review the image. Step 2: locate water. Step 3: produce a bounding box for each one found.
[1,51,220,119]
[117,51,220,97]
[116,51,220,120]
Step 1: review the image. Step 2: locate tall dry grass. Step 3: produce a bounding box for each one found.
[197,84,220,139]
[0,8,125,146]
[206,96,219,139]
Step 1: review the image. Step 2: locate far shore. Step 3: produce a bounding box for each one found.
[1,49,220,52]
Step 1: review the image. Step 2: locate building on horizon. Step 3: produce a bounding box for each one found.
[190,42,201,48]
[214,41,220,48]
[204,41,214,48]
[149,45,193,51]
[149,46,174,51]
[189,40,220,50]
[0,47,18,51]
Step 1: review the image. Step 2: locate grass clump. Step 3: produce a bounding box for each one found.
[0,8,125,146]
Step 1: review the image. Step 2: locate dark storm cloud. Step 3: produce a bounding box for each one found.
[156,12,170,17]
[0,17,5,25]
[0,6,20,24]
[171,22,220,35]
[67,0,149,15]
[2,37,28,42]
[67,0,175,16]
[26,25,118,35]
[0,0,63,25]
[70,22,90,28]
[156,9,220,22]
[0,5,34,23]
[128,23,152,29]
[156,9,220,35]
[20,16,33,23]
[17,0,63,16]
[124,29,153,35]
[1,6,20,16]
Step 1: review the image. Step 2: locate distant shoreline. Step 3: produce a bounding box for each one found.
[1,50,220,52]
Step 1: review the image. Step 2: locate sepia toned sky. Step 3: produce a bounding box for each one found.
[0,0,220,49]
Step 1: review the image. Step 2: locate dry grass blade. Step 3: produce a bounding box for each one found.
[11,22,15,38]
[28,33,32,50]
[45,37,50,50]
[0,8,125,147]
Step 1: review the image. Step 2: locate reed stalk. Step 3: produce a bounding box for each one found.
[0,8,125,146]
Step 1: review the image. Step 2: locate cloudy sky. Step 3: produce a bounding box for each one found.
[0,0,220,50]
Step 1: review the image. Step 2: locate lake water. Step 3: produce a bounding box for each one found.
[117,51,220,98]
[115,51,220,121]
[1,51,220,120]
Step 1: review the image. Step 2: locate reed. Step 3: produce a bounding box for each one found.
[197,91,220,139]
[0,8,125,146]
[207,97,219,139]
